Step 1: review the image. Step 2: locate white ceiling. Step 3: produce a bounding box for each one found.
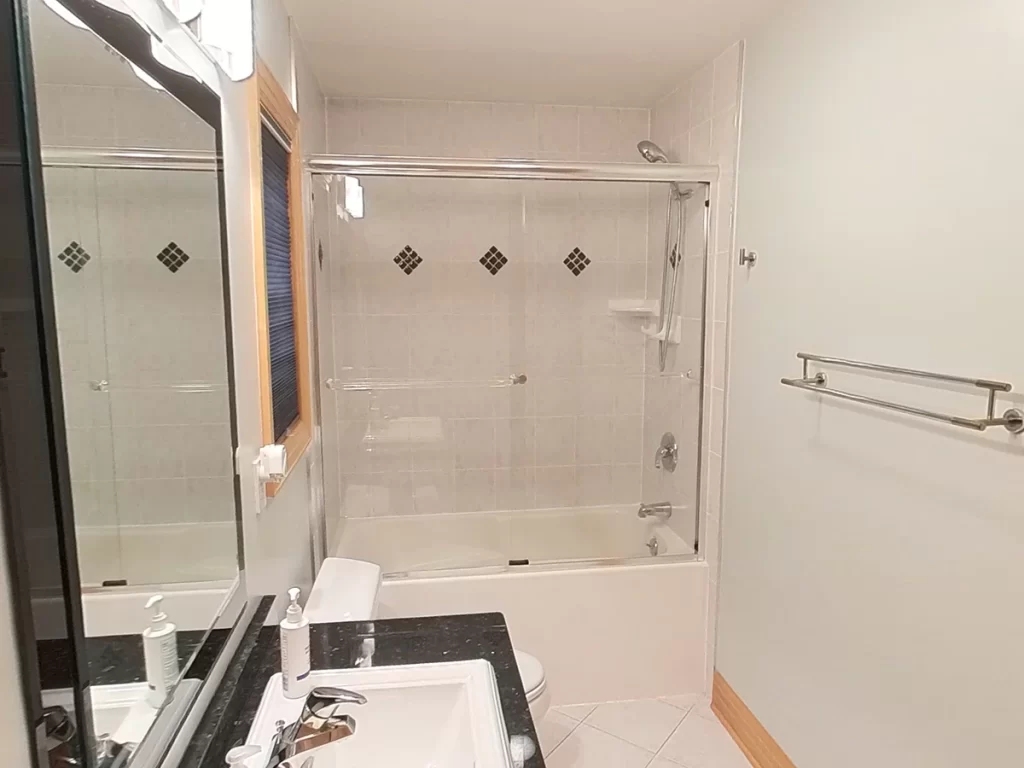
[284,0,781,107]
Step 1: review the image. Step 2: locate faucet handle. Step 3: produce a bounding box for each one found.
[299,687,367,730]
[654,432,678,472]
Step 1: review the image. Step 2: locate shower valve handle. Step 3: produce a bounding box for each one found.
[654,432,678,472]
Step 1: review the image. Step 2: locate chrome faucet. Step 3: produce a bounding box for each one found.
[267,687,367,768]
[638,502,673,520]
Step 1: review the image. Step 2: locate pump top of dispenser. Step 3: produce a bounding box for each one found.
[286,587,302,621]
[145,594,168,627]
[224,745,260,766]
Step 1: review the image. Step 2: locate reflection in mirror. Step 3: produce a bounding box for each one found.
[26,0,242,764]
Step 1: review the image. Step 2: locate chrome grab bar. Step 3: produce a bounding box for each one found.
[794,353,1012,391]
[781,353,1024,434]
[326,374,527,392]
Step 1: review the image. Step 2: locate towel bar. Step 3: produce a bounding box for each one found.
[781,353,1024,434]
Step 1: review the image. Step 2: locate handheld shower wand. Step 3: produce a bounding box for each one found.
[637,141,689,371]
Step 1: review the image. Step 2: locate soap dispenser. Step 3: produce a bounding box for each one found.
[280,587,310,699]
[142,595,179,707]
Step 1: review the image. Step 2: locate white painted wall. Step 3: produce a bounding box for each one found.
[720,0,1024,765]
[254,0,294,102]
[221,0,327,611]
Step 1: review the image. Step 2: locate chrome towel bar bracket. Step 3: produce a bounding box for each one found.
[781,353,1024,434]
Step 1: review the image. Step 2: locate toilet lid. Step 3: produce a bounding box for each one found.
[514,650,545,698]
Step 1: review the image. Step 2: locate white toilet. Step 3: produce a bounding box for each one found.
[305,558,550,722]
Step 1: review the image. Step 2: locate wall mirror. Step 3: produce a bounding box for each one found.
[18,0,248,764]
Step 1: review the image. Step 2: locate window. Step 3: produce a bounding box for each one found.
[262,121,299,439]
[253,61,310,493]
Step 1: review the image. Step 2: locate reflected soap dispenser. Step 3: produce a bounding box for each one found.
[142,595,179,707]
[280,587,311,700]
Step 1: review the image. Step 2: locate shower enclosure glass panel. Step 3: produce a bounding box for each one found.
[44,165,237,588]
[314,172,708,576]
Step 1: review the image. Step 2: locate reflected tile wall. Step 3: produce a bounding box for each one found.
[324,98,655,518]
[38,85,234,585]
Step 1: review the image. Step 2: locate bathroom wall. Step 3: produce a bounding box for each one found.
[34,84,236,587]
[326,98,648,161]
[647,42,742,686]
[719,0,1024,765]
[221,2,327,605]
[323,99,663,521]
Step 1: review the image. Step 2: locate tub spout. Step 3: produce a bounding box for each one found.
[638,502,672,520]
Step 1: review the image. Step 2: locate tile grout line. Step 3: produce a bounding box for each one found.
[544,712,584,761]
[649,703,701,768]
[568,699,698,761]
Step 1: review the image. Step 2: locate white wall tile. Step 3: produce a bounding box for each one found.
[712,42,743,115]
[578,106,620,158]
[358,98,407,148]
[537,105,579,157]
[403,99,450,155]
[689,62,715,128]
[688,120,712,165]
[326,97,361,152]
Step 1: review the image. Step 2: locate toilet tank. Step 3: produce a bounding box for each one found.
[305,558,382,623]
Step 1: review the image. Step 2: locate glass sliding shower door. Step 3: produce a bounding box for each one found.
[44,164,237,588]
[313,169,708,576]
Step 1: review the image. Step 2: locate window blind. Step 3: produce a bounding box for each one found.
[261,123,300,440]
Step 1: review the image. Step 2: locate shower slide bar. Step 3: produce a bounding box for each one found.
[305,154,718,185]
[781,353,1024,434]
[41,147,220,171]
[326,374,528,392]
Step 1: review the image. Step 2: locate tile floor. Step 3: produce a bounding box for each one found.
[538,696,752,768]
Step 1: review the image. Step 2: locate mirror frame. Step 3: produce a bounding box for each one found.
[2,0,250,764]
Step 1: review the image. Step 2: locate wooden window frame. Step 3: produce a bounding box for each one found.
[251,59,311,495]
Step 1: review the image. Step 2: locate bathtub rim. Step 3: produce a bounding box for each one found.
[382,550,703,581]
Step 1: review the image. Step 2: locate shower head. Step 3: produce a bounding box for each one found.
[637,140,669,164]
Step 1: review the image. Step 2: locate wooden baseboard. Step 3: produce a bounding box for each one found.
[712,671,797,768]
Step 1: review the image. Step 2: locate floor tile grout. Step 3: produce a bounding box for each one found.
[544,711,583,760]
[546,696,749,768]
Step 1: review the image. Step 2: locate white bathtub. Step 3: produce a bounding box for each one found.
[76,521,238,587]
[337,505,694,576]
[336,507,708,705]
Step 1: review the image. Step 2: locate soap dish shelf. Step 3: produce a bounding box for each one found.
[607,298,659,318]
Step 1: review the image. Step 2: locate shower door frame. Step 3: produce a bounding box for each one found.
[304,154,716,572]
[306,154,717,185]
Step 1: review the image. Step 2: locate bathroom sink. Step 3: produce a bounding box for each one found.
[241,660,513,768]
[42,682,157,739]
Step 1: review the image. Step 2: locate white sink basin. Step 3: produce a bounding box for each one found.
[42,682,157,741]
[241,660,513,768]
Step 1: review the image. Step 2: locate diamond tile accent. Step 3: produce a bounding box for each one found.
[669,244,680,268]
[563,247,591,276]
[479,246,507,275]
[394,245,422,275]
[156,242,190,273]
[57,241,91,273]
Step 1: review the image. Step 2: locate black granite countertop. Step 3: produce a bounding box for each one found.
[181,611,544,768]
[38,628,229,690]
